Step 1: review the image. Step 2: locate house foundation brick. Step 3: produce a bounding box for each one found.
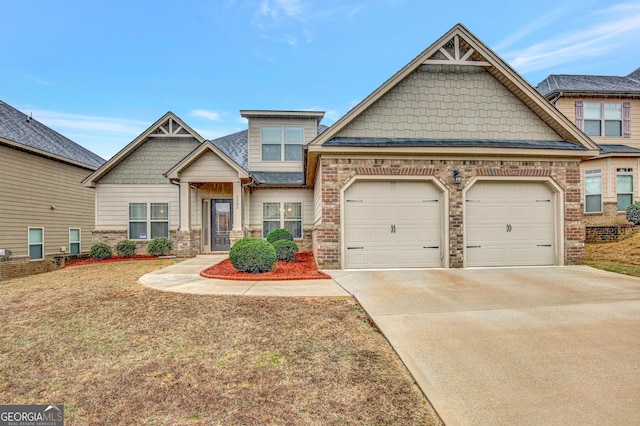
[316,157,585,269]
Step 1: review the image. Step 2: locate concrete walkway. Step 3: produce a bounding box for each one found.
[329,266,640,426]
[139,255,349,297]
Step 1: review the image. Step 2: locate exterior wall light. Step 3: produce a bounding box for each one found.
[453,169,462,185]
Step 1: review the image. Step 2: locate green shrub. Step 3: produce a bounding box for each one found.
[90,242,112,260]
[626,202,640,224]
[273,239,298,262]
[229,238,276,273]
[115,239,136,258]
[147,237,172,256]
[266,228,294,244]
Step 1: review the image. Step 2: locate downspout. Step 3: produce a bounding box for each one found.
[550,91,563,107]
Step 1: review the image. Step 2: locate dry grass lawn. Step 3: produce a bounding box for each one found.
[586,231,640,266]
[0,260,441,425]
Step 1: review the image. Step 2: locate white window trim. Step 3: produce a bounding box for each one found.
[128,202,169,240]
[584,102,623,137]
[262,202,303,239]
[616,168,634,212]
[69,228,81,255]
[261,126,304,162]
[28,227,44,261]
[584,169,603,213]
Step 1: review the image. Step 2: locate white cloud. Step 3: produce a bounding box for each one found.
[28,109,147,136]
[502,1,640,74]
[191,109,221,121]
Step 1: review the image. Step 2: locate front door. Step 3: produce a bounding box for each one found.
[212,199,233,251]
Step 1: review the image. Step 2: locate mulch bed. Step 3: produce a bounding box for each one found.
[66,254,162,267]
[200,252,331,281]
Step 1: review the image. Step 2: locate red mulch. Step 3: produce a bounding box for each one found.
[200,252,331,281]
[65,254,161,267]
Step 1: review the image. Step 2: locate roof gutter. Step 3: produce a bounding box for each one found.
[549,91,563,106]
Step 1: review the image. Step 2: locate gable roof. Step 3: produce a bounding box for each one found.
[82,111,204,187]
[0,100,105,169]
[536,68,640,98]
[165,140,249,180]
[210,130,249,170]
[310,24,599,153]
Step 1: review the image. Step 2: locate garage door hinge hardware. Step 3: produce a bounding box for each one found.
[346,199,363,203]
[347,246,364,250]
[423,246,439,249]
[466,199,480,203]
[467,245,482,248]
[536,199,551,203]
[537,244,552,247]
[422,199,439,203]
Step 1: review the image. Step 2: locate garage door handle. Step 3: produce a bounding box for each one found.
[390,225,396,233]
[506,224,512,232]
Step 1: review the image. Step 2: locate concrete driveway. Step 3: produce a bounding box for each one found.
[329,266,640,426]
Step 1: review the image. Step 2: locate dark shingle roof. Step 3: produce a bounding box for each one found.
[323,137,587,150]
[210,129,249,170]
[250,172,304,185]
[536,68,640,97]
[598,144,640,155]
[210,124,330,173]
[0,100,105,168]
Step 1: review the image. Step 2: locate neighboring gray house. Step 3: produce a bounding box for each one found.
[84,24,600,269]
[0,100,105,280]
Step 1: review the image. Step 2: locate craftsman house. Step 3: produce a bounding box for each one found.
[84,24,600,269]
[0,100,105,280]
[536,69,640,237]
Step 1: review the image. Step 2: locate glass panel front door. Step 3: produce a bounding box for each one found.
[212,199,233,251]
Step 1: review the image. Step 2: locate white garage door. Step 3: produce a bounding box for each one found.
[465,181,557,267]
[344,180,443,269]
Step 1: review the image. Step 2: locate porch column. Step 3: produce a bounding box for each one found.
[232,180,242,231]
[179,181,190,231]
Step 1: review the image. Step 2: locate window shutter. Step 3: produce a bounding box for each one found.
[575,101,584,131]
[623,102,631,138]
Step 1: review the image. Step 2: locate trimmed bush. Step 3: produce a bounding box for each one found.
[627,202,640,224]
[273,239,298,262]
[229,238,276,273]
[266,228,294,244]
[147,237,172,256]
[115,239,136,258]
[90,242,112,260]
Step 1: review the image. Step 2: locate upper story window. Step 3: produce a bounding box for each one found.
[583,102,622,137]
[584,169,602,213]
[261,126,304,161]
[616,168,634,212]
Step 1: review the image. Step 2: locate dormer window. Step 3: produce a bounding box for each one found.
[261,126,304,161]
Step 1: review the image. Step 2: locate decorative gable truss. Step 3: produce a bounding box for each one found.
[150,116,193,137]
[424,34,490,67]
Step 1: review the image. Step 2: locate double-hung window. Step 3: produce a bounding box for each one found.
[69,228,81,255]
[28,227,44,260]
[616,168,634,212]
[261,126,304,161]
[584,169,602,213]
[583,102,622,137]
[129,202,169,239]
[262,202,302,238]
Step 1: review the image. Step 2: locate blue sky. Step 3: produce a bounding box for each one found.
[2,0,639,160]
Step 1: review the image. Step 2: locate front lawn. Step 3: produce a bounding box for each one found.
[585,231,640,277]
[0,260,441,425]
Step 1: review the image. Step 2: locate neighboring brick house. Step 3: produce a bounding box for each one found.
[84,24,600,269]
[536,68,640,240]
[0,100,105,280]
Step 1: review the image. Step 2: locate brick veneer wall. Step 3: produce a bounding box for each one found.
[585,224,637,243]
[313,157,584,269]
[247,227,313,252]
[583,202,631,226]
[92,229,198,257]
[0,253,89,281]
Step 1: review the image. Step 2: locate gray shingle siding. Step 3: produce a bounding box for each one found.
[100,137,201,184]
[0,100,105,169]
